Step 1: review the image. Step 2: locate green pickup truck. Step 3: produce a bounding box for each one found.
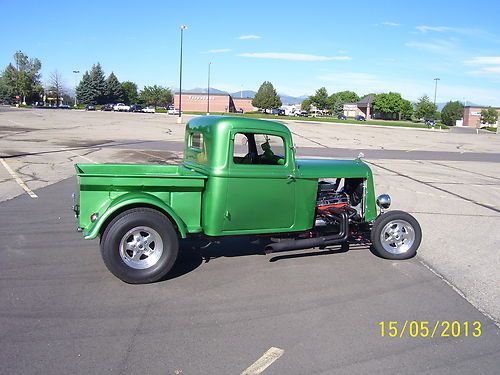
[73,116,422,283]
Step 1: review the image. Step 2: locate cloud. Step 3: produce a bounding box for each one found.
[238,52,351,61]
[206,48,231,54]
[405,39,456,54]
[464,56,500,75]
[238,35,261,40]
[381,22,401,27]
[416,25,453,33]
[415,25,500,42]
[464,56,500,65]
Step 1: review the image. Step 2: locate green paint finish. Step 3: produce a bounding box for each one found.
[76,164,206,239]
[75,116,378,239]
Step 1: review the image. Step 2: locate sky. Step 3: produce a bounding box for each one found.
[1,0,500,105]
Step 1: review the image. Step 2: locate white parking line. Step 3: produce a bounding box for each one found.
[241,347,284,375]
[136,150,168,162]
[0,157,38,198]
[67,150,97,164]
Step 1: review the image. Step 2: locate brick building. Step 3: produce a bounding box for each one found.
[463,106,500,128]
[173,92,255,113]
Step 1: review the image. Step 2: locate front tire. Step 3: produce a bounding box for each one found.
[100,208,179,283]
[371,210,421,260]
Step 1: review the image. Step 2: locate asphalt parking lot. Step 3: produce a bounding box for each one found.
[1,107,499,374]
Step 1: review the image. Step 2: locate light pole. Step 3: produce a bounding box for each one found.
[207,62,212,115]
[433,78,440,107]
[177,25,188,123]
[73,70,80,107]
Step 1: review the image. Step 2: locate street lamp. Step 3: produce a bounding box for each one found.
[73,70,80,107]
[177,25,188,123]
[207,62,212,115]
[433,78,440,106]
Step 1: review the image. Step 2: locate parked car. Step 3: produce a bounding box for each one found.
[338,114,347,120]
[167,106,181,115]
[355,115,366,121]
[294,110,309,117]
[59,104,70,109]
[130,104,143,112]
[425,119,436,127]
[113,103,130,112]
[236,108,244,114]
[101,104,114,111]
[142,106,156,113]
[85,104,96,111]
[73,116,422,284]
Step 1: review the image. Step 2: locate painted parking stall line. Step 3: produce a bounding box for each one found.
[0,157,38,198]
[241,347,284,375]
[66,150,97,164]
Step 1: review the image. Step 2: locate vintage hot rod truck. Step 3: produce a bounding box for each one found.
[73,116,422,283]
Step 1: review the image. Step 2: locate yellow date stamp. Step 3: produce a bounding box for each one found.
[378,321,482,338]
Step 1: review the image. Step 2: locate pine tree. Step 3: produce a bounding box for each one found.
[76,71,92,105]
[88,63,107,104]
[106,72,123,103]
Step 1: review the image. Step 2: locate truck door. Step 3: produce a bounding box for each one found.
[223,132,296,233]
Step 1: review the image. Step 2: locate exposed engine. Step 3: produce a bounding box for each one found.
[315,179,362,227]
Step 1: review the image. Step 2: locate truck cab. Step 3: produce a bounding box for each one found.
[183,116,316,236]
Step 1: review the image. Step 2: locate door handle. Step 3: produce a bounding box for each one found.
[287,174,296,181]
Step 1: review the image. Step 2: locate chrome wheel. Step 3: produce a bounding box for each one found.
[119,226,163,269]
[379,219,415,255]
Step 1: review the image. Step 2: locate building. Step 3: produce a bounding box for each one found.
[343,94,403,120]
[343,95,377,119]
[173,92,255,113]
[463,106,500,128]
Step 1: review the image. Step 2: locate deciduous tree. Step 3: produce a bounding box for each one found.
[47,70,66,106]
[373,92,405,115]
[0,51,42,104]
[309,87,329,110]
[481,107,498,125]
[301,98,311,111]
[140,85,173,107]
[121,81,138,104]
[441,101,464,126]
[414,95,437,120]
[329,90,360,116]
[252,81,282,111]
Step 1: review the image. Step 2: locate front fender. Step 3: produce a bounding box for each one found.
[83,192,188,240]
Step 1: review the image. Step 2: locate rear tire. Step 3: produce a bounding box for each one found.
[371,210,421,260]
[100,208,179,283]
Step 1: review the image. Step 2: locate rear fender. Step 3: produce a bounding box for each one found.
[84,192,188,240]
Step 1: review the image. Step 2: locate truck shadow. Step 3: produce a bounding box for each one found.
[163,237,370,281]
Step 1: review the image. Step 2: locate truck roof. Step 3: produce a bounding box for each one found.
[186,115,290,134]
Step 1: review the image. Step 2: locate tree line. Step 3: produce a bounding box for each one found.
[75,63,173,107]
[0,51,173,108]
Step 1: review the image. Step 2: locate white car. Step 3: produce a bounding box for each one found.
[142,106,156,113]
[113,103,130,112]
[167,106,181,115]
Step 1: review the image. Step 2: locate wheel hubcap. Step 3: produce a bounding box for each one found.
[119,226,163,269]
[380,220,415,254]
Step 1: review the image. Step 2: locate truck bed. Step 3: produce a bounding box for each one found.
[75,164,207,238]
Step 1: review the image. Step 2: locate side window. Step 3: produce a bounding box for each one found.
[189,132,208,164]
[233,133,286,165]
[190,132,204,150]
